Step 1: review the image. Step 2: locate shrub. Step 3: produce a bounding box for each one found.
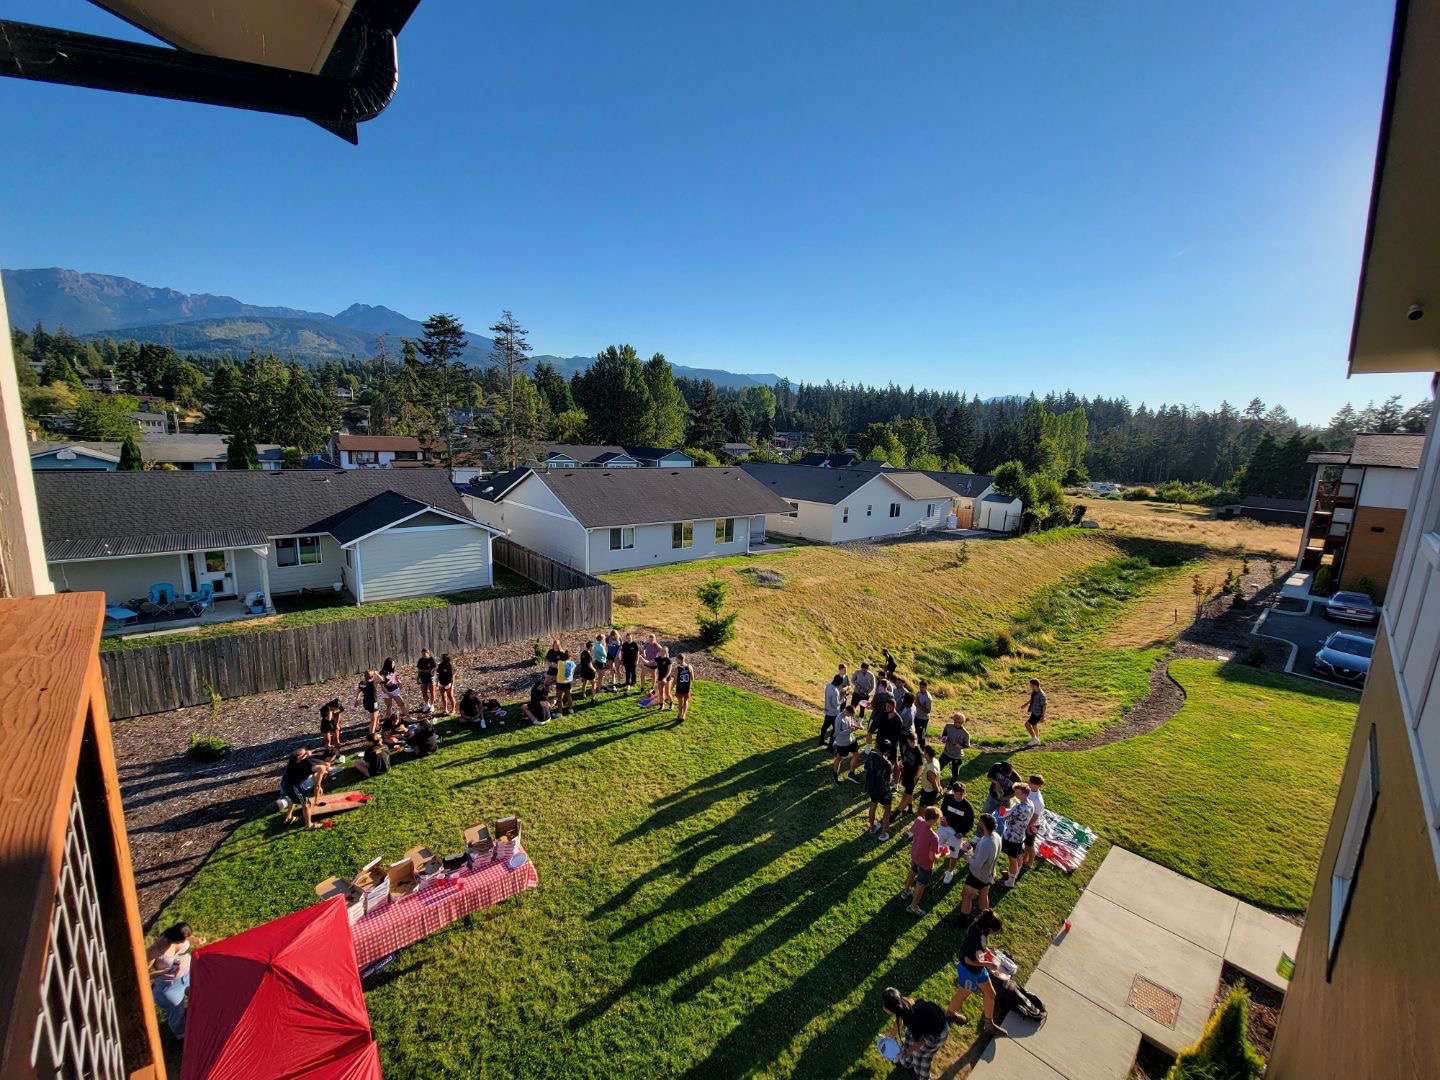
[697,611,738,647]
[696,578,728,614]
[1166,986,1264,1080]
[1123,486,1157,501]
[187,733,232,762]
[1230,589,1248,610]
[1245,644,1266,667]
[1267,557,1280,583]
[1070,504,1088,525]
[990,629,1015,657]
[684,446,721,467]
[532,638,544,665]
[1350,576,1381,602]
[1313,565,1334,596]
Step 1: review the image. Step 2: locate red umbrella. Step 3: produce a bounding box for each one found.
[181,898,381,1080]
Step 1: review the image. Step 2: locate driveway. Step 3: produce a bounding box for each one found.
[1258,604,1373,689]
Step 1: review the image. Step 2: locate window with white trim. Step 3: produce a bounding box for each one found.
[609,527,635,551]
[889,502,901,518]
[1329,726,1379,966]
[841,506,849,524]
[672,521,694,549]
[926,503,935,518]
[715,518,735,544]
[276,536,322,567]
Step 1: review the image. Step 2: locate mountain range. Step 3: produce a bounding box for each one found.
[1,268,783,389]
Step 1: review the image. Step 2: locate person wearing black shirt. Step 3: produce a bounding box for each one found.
[620,633,640,691]
[882,648,898,680]
[416,649,438,713]
[895,733,923,818]
[362,734,391,778]
[947,910,1006,1036]
[407,716,439,757]
[864,745,896,840]
[881,987,949,1079]
[577,647,597,700]
[355,670,381,737]
[459,688,485,729]
[654,650,673,710]
[673,654,695,721]
[869,701,905,762]
[436,653,456,715]
[984,760,1020,817]
[319,699,342,751]
[524,679,552,726]
[938,783,975,885]
[279,749,323,828]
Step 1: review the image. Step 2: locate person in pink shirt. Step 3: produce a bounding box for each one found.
[902,806,942,916]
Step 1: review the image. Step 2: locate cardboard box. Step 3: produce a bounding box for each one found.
[404,845,443,888]
[314,876,366,924]
[494,816,521,841]
[388,857,419,898]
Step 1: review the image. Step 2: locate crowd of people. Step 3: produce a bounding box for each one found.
[821,657,1054,1074]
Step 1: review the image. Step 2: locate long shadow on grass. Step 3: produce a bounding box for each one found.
[449,711,675,786]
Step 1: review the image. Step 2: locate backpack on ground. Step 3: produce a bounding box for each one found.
[993,973,1047,1024]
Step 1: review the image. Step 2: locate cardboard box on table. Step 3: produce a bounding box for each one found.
[464,824,494,868]
[313,876,366,925]
[354,857,391,914]
[403,845,443,889]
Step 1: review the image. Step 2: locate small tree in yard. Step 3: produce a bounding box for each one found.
[697,578,737,647]
[1166,986,1264,1080]
[118,429,144,471]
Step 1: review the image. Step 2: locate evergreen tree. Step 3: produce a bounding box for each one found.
[416,313,471,469]
[226,428,259,470]
[532,361,575,415]
[272,363,336,452]
[1401,398,1432,433]
[118,430,144,471]
[485,311,533,469]
[571,345,654,445]
[643,353,688,446]
[723,403,751,442]
[685,380,726,453]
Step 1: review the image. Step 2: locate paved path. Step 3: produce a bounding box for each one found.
[970,847,1299,1079]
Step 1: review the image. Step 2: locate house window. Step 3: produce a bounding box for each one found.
[609,527,635,551]
[276,536,322,567]
[926,503,935,518]
[672,521,694,549]
[715,518,735,544]
[1328,726,1379,968]
[866,505,873,517]
[787,501,800,518]
[889,503,901,518]
[351,450,377,465]
[841,506,849,524]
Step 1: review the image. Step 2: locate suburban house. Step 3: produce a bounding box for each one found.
[327,433,432,469]
[30,434,284,471]
[130,410,168,435]
[740,462,1003,542]
[1265,7,1440,1075]
[1214,494,1310,526]
[625,446,694,468]
[795,451,864,468]
[723,441,753,460]
[463,466,792,572]
[534,444,641,469]
[35,469,499,625]
[1295,432,1426,595]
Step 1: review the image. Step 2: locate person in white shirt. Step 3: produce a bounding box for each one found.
[1022,774,1046,873]
[821,674,845,748]
[831,706,862,782]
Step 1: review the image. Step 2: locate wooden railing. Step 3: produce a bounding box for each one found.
[99,540,612,719]
[0,593,164,1079]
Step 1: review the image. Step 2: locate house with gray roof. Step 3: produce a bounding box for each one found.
[464,466,791,572]
[740,462,1004,541]
[30,434,285,471]
[36,469,500,629]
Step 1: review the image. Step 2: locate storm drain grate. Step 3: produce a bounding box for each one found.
[1126,975,1182,1028]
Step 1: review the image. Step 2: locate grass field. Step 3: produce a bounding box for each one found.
[1082,498,1301,559]
[160,662,1356,1078]
[100,567,539,651]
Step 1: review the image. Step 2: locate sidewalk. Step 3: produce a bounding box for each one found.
[969,847,1299,1079]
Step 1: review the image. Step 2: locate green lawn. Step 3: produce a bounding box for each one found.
[100,567,539,651]
[158,663,1355,1077]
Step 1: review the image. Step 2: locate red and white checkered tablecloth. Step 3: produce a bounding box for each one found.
[348,840,539,969]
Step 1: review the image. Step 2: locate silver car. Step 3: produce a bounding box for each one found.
[1324,591,1379,625]
[1313,631,1374,684]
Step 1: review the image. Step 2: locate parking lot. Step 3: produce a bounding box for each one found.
[1259,604,1374,688]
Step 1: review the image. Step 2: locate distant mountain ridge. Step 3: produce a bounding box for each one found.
[1,268,784,389]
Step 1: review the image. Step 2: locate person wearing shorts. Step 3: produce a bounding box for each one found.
[654,649,673,709]
[621,633,639,691]
[1022,774,1046,871]
[673,654,694,720]
[918,745,942,809]
[939,712,970,781]
[592,635,611,691]
[555,652,575,715]
[436,653,456,715]
[902,807,942,916]
[379,657,406,721]
[577,646,596,700]
[355,670,382,737]
[865,745,896,840]
[851,662,876,717]
[1023,678,1047,747]
[962,814,999,915]
[319,698,342,750]
[1000,782,1034,887]
[831,706,861,781]
[416,649,437,712]
[938,782,975,884]
[947,910,1006,1037]
[641,634,661,692]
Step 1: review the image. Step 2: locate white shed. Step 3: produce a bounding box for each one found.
[976,493,1023,533]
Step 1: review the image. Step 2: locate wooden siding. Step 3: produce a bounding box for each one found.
[99,540,609,719]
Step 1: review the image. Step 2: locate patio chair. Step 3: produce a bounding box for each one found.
[183,582,215,616]
[243,590,269,615]
[141,582,178,616]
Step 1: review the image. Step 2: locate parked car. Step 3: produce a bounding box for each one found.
[1313,631,1375,684]
[1324,591,1379,624]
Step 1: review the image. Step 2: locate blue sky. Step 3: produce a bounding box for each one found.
[2,1,1429,423]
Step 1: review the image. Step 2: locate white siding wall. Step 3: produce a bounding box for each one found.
[828,477,945,542]
[48,554,188,603]
[978,497,1024,532]
[587,517,751,572]
[763,499,837,542]
[232,548,268,600]
[464,475,590,571]
[1359,466,1418,510]
[356,526,493,601]
[267,535,345,594]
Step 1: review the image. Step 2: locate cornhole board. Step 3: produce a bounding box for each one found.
[310,794,368,820]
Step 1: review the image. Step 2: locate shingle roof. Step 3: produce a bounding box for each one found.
[30,441,121,462]
[538,443,630,464]
[881,471,965,501]
[795,452,861,468]
[741,462,894,503]
[335,434,422,452]
[36,468,475,562]
[1235,496,1308,513]
[1348,432,1426,469]
[466,468,532,503]
[923,471,995,499]
[623,446,692,462]
[31,435,283,465]
[1306,451,1353,466]
[522,467,793,528]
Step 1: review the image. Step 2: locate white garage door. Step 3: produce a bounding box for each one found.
[357,526,492,602]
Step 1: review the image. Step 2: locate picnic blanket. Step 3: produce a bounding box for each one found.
[1034,810,1096,873]
[350,839,538,969]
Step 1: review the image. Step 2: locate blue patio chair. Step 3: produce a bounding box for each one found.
[142,582,178,615]
[183,582,215,616]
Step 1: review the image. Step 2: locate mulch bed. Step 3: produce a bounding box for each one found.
[1216,965,1284,1059]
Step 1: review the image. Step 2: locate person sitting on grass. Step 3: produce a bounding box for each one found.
[379,708,408,750]
[416,649,437,714]
[459,687,486,729]
[902,806,942,916]
[524,679,552,726]
[831,705,862,782]
[407,714,439,757]
[673,654,694,721]
[279,748,326,828]
[865,742,897,841]
[319,698,343,751]
[938,782,975,885]
[1000,782,1034,887]
[358,733,390,778]
[947,910,1007,1038]
[961,813,1000,915]
[881,986,950,1080]
[939,712,970,782]
[436,653,456,715]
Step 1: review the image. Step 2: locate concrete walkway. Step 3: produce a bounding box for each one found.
[969,847,1300,1079]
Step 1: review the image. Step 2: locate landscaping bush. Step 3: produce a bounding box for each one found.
[990,629,1015,657]
[187,733,232,762]
[1244,645,1266,667]
[1350,576,1382,602]
[1156,479,1220,505]
[1312,565,1334,596]
[1123,486,1157,501]
[532,638,544,665]
[697,611,738,647]
[1166,987,1264,1080]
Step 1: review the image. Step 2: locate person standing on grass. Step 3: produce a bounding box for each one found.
[1022,774,1046,873]
[822,673,845,748]
[606,629,622,689]
[319,699,342,751]
[544,637,564,686]
[654,646,674,709]
[836,662,851,700]
[147,923,203,1039]
[898,692,917,741]
[902,806,942,916]
[939,713,970,781]
[355,669,382,737]
[865,742,897,840]
[1000,782,1034,887]
[1022,678,1047,747]
[852,661,876,717]
[592,635,611,692]
[436,653,456,716]
[961,813,999,915]
[869,697,905,765]
[279,748,325,828]
[673,654,694,720]
[913,679,933,744]
[379,658,407,722]
[982,759,1020,818]
[895,732,924,818]
[947,910,1007,1038]
[882,647,898,682]
[831,705,861,782]
[416,648,437,713]
[555,651,575,716]
[641,633,662,693]
[882,987,950,1080]
[577,644,596,700]
[939,782,975,885]
[873,676,896,717]
[918,746,942,810]
[621,632,640,692]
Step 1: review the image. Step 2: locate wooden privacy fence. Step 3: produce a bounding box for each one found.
[100,542,610,719]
